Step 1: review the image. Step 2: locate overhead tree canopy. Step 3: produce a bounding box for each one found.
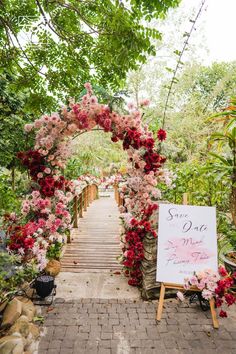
[0,0,180,112]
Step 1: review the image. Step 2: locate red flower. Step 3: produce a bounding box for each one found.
[24,237,35,250]
[215,297,223,307]
[144,138,155,150]
[111,135,118,142]
[218,266,228,277]
[128,278,140,286]
[157,129,167,141]
[225,293,236,306]
[219,310,227,318]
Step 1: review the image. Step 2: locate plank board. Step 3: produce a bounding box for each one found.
[61,192,122,272]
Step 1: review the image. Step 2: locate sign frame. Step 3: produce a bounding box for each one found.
[156,194,219,329]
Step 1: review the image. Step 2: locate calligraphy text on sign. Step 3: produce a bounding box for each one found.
[156,204,217,284]
[165,207,213,266]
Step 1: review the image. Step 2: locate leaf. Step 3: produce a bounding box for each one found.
[165,67,174,73]
[209,152,232,166]
[33,316,44,324]
[173,49,181,56]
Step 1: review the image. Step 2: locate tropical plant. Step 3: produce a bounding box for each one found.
[0,249,38,302]
[159,161,230,211]
[208,99,236,227]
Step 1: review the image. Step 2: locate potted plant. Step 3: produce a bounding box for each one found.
[208,99,236,271]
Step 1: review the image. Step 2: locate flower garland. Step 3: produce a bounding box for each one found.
[5,83,169,285]
[177,267,236,317]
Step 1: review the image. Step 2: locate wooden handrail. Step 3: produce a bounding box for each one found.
[72,184,99,232]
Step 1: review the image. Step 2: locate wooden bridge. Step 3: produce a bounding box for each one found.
[61,185,123,272]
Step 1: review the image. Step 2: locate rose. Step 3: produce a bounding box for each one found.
[157,128,167,141]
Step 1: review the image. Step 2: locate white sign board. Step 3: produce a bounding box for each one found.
[156,204,218,284]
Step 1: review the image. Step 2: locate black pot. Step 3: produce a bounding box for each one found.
[34,275,55,298]
[221,250,236,274]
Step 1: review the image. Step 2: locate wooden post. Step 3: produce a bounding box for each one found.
[79,193,83,218]
[73,196,78,229]
[83,187,87,211]
[89,185,92,203]
[85,186,89,209]
[67,230,71,243]
[183,192,188,205]
[114,184,118,203]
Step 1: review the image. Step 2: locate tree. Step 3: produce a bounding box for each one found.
[137,61,236,162]
[0,70,35,187]
[0,0,180,112]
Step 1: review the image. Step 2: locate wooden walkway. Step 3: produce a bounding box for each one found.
[61,192,122,272]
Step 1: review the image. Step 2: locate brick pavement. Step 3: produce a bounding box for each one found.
[38,298,236,354]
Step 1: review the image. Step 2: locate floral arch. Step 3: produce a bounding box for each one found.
[7,83,170,290]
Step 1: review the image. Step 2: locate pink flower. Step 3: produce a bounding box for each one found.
[177,291,185,301]
[84,82,92,91]
[90,96,98,104]
[37,172,43,179]
[68,123,77,132]
[44,168,51,174]
[24,124,33,132]
[140,99,150,107]
[128,103,135,110]
[202,289,213,300]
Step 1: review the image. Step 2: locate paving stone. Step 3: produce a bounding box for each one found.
[48,339,62,349]
[101,332,113,340]
[38,298,236,354]
[47,349,60,354]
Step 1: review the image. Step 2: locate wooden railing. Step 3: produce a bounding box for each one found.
[114,183,124,207]
[72,184,99,229]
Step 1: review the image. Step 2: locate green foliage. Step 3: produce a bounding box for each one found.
[217,213,236,251]
[207,99,236,239]
[0,169,27,216]
[160,162,230,210]
[152,62,236,162]
[46,241,62,261]
[0,0,180,111]
[0,71,35,169]
[0,251,39,301]
[65,130,127,178]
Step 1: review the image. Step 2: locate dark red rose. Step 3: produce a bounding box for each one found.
[111,136,119,142]
[225,293,236,306]
[219,310,227,318]
[157,128,167,141]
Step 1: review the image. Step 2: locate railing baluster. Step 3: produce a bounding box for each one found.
[73,195,78,228]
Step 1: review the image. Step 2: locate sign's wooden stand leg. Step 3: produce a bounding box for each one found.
[156,283,219,329]
[156,283,165,321]
[209,298,219,329]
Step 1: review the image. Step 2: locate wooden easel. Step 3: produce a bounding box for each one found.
[156,282,219,328]
[156,192,219,329]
